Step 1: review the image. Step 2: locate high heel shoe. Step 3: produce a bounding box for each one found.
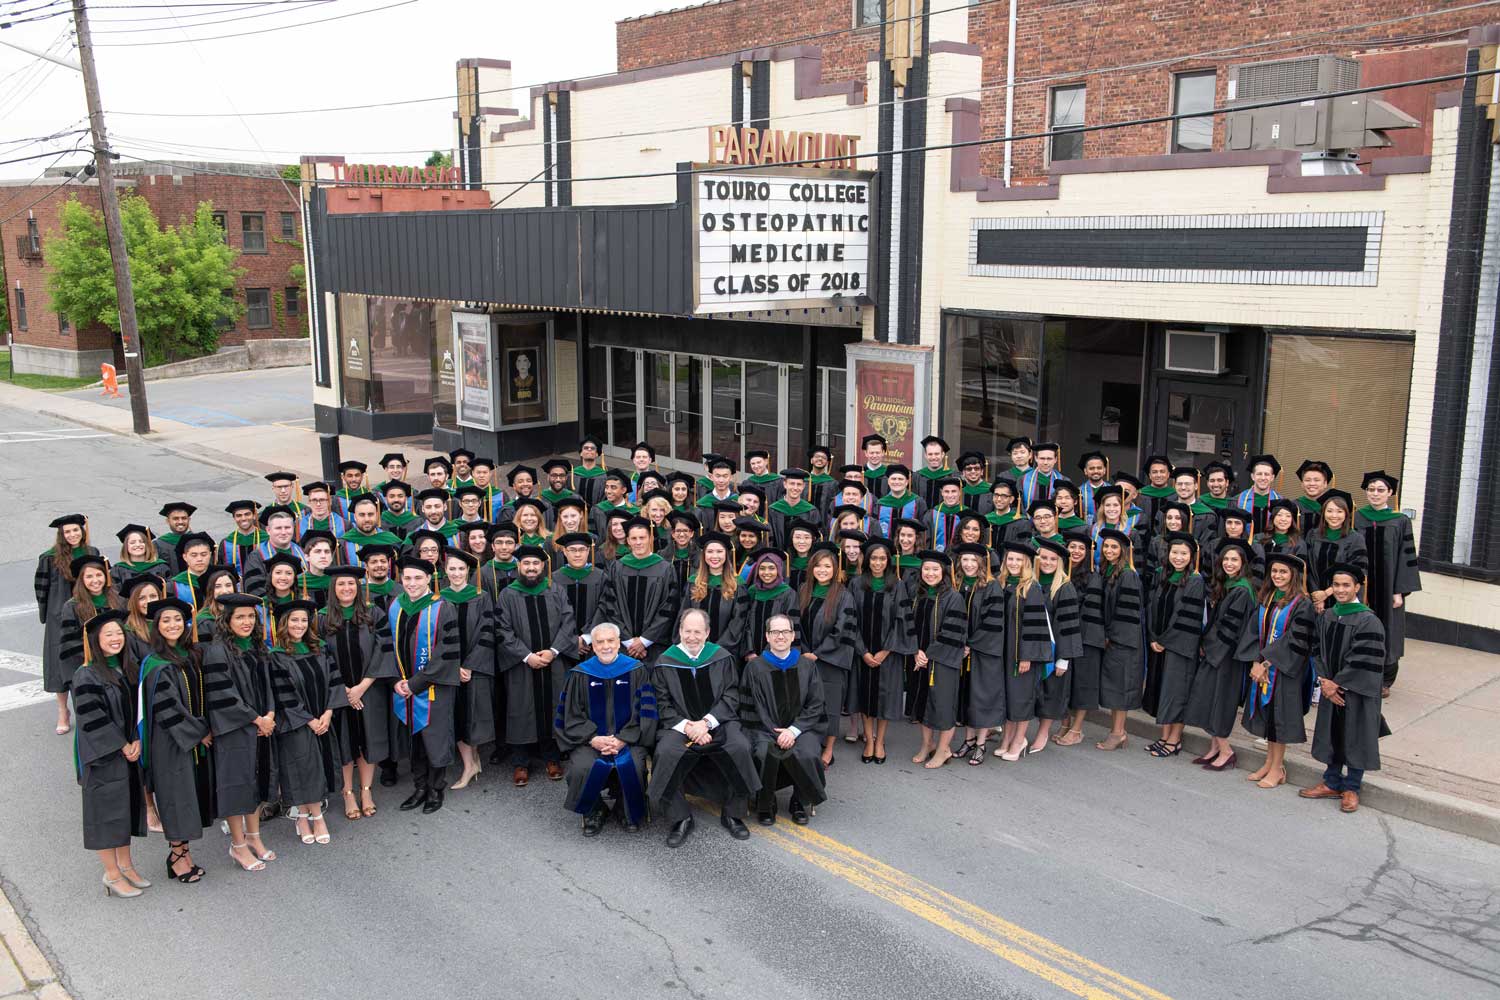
[244,835,275,862]
[227,843,265,872]
[451,763,481,790]
[1000,739,1029,762]
[1256,768,1287,789]
[118,866,151,889]
[1095,733,1128,751]
[103,874,142,898]
[1204,752,1238,772]
[309,812,331,845]
[360,785,377,817]
[296,818,316,845]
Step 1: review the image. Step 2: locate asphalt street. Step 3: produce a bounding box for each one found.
[1,403,1497,1000]
[60,366,315,429]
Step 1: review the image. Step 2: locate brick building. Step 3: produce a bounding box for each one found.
[1,160,308,377]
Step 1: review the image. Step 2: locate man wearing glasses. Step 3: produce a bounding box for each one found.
[742,614,828,827]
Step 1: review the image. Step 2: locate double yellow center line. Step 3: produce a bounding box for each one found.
[758,820,1173,1000]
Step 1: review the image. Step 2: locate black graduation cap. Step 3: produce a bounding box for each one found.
[958,451,986,470]
[1076,450,1108,472]
[396,555,435,575]
[666,511,700,532]
[449,448,476,463]
[837,529,868,544]
[300,529,337,550]
[378,452,407,467]
[1051,481,1079,501]
[345,492,380,512]
[381,480,413,497]
[338,460,368,474]
[1203,460,1235,482]
[956,510,986,528]
[272,598,321,618]
[787,518,821,538]
[217,593,261,610]
[83,608,127,636]
[452,485,485,502]
[50,513,87,529]
[604,509,636,528]
[630,441,657,459]
[623,516,653,533]
[578,435,603,452]
[746,449,770,462]
[1162,531,1199,553]
[917,549,951,566]
[145,597,193,621]
[838,463,864,476]
[507,465,540,485]
[424,456,453,473]
[706,455,737,474]
[1142,455,1172,474]
[326,565,366,580]
[1328,562,1366,586]
[443,547,479,572]
[1034,441,1061,455]
[1319,488,1354,511]
[224,499,259,515]
[264,551,304,575]
[1171,466,1201,481]
[468,457,495,471]
[808,540,839,557]
[514,544,549,563]
[935,476,963,490]
[950,541,988,560]
[356,543,397,563]
[1160,500,1194,522]
[699,531,734,552]
[1263,551,1306,576]
[886,463,911,477]
[120,574,162,598]
[1096,527,1132,548]
[1361,470,1399,492]
[1268,497,1299,518]
[807,445,832,460]
[541,458,571,475]
[664,471,697,490]
[1027,498,1057,516]
[1005,436,1033,452]
[414,488,451,508]
[512,496,547,515]
[406,529,448,552]
[861,433,887,449]
[488,521,520,540]
[830,503,869,521]
[604,469,632,487]
[733,517,771,534]
[892,517,926,536]
[638,489,672,506]
[738,485,766,504]
[177,531,214,553]
[159,501,198,516]
[1215,538,1255,566]
[1114,472,1143,490]
[301,481,332,496]
[263,472,298,485]
[115,523,150,543]
[203,563,240,583]
[1062,528,1094,551]
[991,477,1018,495]
[1217,506,1252,523]
[1246,454,1282,477]
[837,479,869,496]
[553,495,588,514]
[556,532,594,548]
[712,499,743,515]
[861,535,894,554]
[1002,540,1036,560]
[780,467,809,480]
[920,435,950,452]
[1094,483,1124,503]
[455,520,490,536]
[1034,537,1069,561]
[1296,459,1333,481]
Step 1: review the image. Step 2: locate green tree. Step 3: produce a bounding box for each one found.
[280,163,302,181]
[45,195,244,366]
[425,150,453,168]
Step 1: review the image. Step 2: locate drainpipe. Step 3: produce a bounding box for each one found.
[1003,0,1016,186]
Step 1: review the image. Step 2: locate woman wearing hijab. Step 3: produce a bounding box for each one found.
[732,550,799,667]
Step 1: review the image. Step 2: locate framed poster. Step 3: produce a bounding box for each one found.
[495,316,553,428]
[453,311,497,431]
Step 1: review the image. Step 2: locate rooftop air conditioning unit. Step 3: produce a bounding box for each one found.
[1165,329,1226,375]
[1225,54,1417,158]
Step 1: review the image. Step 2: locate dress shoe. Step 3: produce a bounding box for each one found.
[422,788,444,814]
[1298,782,1340,800]
[1340,790,1360,813]
[513,766,529,787]
[757,810,776,826]
[488,748,505,765]
[545,760,565,781]
[666,817,695,848]
[582,804,609,837]
[788,797,809,826]
[399,788,428,811]
[720,814,751,841]
[379,763,398,788]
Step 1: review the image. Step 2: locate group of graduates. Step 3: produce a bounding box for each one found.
[37,432,1421,895]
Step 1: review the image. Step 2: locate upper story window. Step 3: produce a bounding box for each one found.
[1172,70,1216,153]
[242,213,266,253]
[1049,84,1086,162]
[280,211,297,239]
[854,0,881,28]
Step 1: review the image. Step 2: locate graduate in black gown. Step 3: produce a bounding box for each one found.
[440,548,495,794]
[1304,490,1368,614]
[1027,539,1085,754]
[1252,498,1304,587]
[1056,530,1100,747]
[952,543,1005,765]
[555,532,607,662]
[794,546,858,768]
[202,594,278,872]
[320,565,395,822]
[240,507,306,599]
[269,600,340,846]
[72,610,149,897]
[1185,539,1259,772]
[598,518,680,665]
[387,556,464,815]
[733,549,800,669]
[648,610,761,848]
[848,537,913,764]
[1301,565,1388,814]
[1142,533,1206,759]
[908,551,972,769]
[555,624,657,836]
[572,436,608,510]
[744,612,827,826]
[1085,529,1145,750]
[993,544,1056,761]
[112,524,170,591]
[37,514,100,735]
[494,546,576,786]
[56,554,124,729]
[1354,471,1421,693]
[683,533,743,654]
[1244,553,1316,790]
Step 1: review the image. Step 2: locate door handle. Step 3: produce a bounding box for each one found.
[734,420,746,438]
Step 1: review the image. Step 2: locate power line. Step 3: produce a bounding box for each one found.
[110,64,1498,191]
[0,145,88,224]
[90,0,330,21]
[93,0,336,33]
[92,0,414,45]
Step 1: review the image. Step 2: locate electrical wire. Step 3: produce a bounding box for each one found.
[90,0,331,22]
[91,0,414,45]
[0,142,89,222]
[108,64,1500,191]
[92,0,337,34]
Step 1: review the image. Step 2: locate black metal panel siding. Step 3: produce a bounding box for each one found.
[975,226,1370,272]
[556,91,573,208]
[750,60,770,133]
[732,63,745,126]
[321,205,688,315]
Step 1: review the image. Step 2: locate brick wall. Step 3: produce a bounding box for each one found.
[0,182,114,352]
[618,0,1478,184]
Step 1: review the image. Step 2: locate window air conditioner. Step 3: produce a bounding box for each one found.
[1165,329,1226,375]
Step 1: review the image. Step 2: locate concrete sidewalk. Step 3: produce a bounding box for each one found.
[5,375,1500,844]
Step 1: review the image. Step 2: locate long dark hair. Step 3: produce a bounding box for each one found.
[1210,549,1250,604]
[71,565,122,628]
[84,619,133,686]
[323,576,373,632]
[799,550,844,624]
[149,610,196,664]
[1258,560,1308,606]
[1321,494,1353,540]
[215,603,266,650]
[51,522,85,581]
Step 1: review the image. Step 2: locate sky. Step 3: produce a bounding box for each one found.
[0,0,672,180]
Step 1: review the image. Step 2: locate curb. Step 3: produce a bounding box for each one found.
[1087,709,1500,847]
[0,885,69,1000]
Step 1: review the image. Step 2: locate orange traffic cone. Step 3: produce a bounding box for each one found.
[100,363,121,398]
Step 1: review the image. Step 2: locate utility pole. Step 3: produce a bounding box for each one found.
[71,0,149,434]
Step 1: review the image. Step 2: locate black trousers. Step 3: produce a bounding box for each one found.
[509,741,561,766]
[411,734,447,790]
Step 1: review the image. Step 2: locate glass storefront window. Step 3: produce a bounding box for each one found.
[824,367,847,462]
[1038,318,1145,476]
[940,313,1043,463]
[367,299,435,415]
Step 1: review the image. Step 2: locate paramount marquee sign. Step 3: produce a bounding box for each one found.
[333,163,463,185]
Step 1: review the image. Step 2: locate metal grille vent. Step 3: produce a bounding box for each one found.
[1230,55,1360,103]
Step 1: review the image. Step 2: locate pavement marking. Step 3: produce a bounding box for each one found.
[0,432,112,445]
[0,604,36,619]
[0,680,50,713]
[0,651,42,678]
[761,820,1173,1000]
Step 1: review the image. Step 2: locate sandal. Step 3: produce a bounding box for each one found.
[244,833,276,862]
[228,842,265,872]
[1095,732,1128,751]
[953,739,976,759]
[309,812,331,845]
[1147,741,1181,758]
[166,845,205,884]
[924,749,953,769]
[967,742,987,765]
[343,790,361,821]
[1054,728,1084,747]
[296,817,315,845]
[360,785,377,817]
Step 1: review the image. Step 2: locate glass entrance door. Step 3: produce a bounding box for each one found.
[674,356,704,464]
[744,362,780,466]
[643,350,674,459]
[1154,380,1247,470]
[709,357,744,469]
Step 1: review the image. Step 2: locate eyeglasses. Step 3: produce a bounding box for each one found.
[767,629,794,637]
